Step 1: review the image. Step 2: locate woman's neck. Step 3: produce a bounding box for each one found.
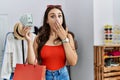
[45,30,62,45]
[50,30,58,40]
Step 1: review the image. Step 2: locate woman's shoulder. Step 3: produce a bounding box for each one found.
[33,35,39,49]
[68,31,75,39]
[68,31,78,49]
[34,35,39,42]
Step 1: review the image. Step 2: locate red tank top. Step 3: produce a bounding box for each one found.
[40,45,66,70]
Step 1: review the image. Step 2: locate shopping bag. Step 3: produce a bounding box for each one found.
[13,63,46,80]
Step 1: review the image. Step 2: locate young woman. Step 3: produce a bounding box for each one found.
[24,5,78,80]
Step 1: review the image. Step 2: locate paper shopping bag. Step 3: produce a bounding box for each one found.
[13,64,46,80]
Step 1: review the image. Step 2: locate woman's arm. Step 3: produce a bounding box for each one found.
[22,27,38,64]
[27,36,38,64]
[63,33,78,66]
[53,20,78,66]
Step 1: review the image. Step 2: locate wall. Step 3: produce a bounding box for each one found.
[94,0,113,45]
[0,15,9,79]
[113,0,120,25]
[94,0,120,45]
[65,0,94,80]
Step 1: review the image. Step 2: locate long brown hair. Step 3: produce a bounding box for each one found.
[36,5,67,64]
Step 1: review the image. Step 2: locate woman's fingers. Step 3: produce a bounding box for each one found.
[54,20,63,32]
[53,20,68,40]
[56,20,64,31]
[21,27,31,36]
[20,27,32,41]
[23,27,31,32]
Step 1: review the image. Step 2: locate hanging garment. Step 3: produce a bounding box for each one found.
[1,32,36,79]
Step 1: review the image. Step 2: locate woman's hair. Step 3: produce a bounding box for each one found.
[36,5,67,64]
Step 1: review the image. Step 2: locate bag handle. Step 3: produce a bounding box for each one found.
[22,40,25,64]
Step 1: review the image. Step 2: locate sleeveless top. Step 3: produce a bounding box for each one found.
[40,45,66,70]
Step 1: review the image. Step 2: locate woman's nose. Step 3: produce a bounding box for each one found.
[55,17,59,21]
[55,18,60,22]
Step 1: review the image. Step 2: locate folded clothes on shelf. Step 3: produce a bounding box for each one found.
[105,59,119,67]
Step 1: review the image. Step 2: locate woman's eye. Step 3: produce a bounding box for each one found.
[50,15,62,18]
[51,15,55,18]
[58,15,62,18]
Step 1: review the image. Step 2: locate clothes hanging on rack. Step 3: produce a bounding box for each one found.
[1,32,36,79]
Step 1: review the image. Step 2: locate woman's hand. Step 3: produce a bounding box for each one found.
[21,27,32,42]
[53,20,68,40]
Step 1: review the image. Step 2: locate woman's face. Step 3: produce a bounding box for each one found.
[47,8,63,30]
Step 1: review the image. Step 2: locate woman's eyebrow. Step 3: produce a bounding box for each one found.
[49,12,62,15]
[58,13,62,15]
[49,13,54,15]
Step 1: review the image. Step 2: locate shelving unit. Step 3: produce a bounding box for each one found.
[94,45,120,80]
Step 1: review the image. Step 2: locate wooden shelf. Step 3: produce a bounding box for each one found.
[104,66,120,72]
[104,71,120,77]
[95,44,120,47]
[94,45,120,80]
[104,56,120,59]
[104,76,120,80]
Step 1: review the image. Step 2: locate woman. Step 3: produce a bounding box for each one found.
[24,5,78,80]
